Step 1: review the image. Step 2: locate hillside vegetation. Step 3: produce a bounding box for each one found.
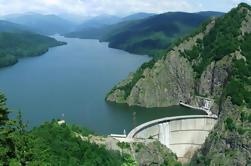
[0,92,182,165]
[0,93,127,165]
[104,12,223,58]
[0,32,65,68]
[107,3,251,165]
[66,11,223,58]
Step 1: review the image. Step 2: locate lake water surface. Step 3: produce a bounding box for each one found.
[0,36,205,134]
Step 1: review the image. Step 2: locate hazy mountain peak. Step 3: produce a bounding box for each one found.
[2,13,76,35]
[121,12,155,21]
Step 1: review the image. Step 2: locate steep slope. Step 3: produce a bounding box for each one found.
[106,19,215,108]
[4,13,76,35]
[66,11,223,58]
[105,11,224,57]
[0,32,65,68]
[107,3,251,165]
[106,4,250,109]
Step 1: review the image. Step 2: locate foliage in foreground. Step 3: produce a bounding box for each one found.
[0,93,135,166]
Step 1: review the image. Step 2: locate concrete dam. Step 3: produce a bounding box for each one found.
[112,115,217,163]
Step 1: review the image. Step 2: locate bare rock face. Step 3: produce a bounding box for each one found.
[191,98,251,166]
[106,73,134,103]
[106,89,126,103]
[127,53,195,107]
[106,19,216,108]
[240,6,251,35]
[198,55,232,98]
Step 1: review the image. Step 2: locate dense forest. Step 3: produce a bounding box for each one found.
[180,3,251,108]
[0,93,135,165]
[0,32,65,68]
[66,11,223,58]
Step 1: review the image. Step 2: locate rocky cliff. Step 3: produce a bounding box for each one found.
[106,4,251,111]
[190,98,251,165]
[107,3,251,165]
[106,19,221,109]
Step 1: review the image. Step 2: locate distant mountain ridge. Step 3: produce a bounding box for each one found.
[0,18,66,68]
[66,11,224,58]
[121,12,156,22]
[105,11,224,57]
[3,13,76,35]
[0,20,28,33]
[76,15,122,30]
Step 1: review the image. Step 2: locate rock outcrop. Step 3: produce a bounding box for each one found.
[106,20,217,108]
[106,3,251,165]
[78,134,181,166]
[191,98,251,165]
[127,54,194,107]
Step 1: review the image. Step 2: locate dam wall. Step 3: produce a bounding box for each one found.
[119,115,217,163]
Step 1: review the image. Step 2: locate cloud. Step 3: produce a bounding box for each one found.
[0,0,202,18]
[0,0,250,19]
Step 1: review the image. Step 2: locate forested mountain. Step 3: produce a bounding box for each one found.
[74,13,155,30]
[104,11,224,57]
[120,12,155,22]
[0,32,65,68]
[3,13,76,35]
[0,20,28,33]
[66,11,224,58]
[76,15,122,30]
[197,11,224,17]
[107,3,251,165]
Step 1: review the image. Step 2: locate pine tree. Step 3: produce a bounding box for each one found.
[0,93,33,165]
[0,93,9,125]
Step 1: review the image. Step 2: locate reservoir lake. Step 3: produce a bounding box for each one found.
[0,35,205,135]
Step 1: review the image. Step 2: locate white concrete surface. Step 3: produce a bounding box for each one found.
[113,115,217,163]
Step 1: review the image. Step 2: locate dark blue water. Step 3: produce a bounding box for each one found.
[0,36,204,134]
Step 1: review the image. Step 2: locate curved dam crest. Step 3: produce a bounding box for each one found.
[112,115,217,163]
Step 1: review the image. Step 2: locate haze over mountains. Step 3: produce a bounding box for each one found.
[0,14,67,68]
[0,10,225,68]
[1,13,77,35]
[0,20,28,33]
[66,11,224,57]
[1,11,223,37]
[0,12,156,35]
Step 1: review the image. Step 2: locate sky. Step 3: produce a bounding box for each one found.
[0,0,251,21]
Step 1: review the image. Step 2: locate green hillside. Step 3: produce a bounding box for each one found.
[0,93,125,165]
[66,11,223,58]
[107,3,251,165]
[0,93,180,165]
[0,32,65,68]
[105,12,224,58]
